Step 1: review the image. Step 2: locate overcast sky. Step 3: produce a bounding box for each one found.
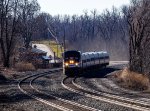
[37,0,130,16]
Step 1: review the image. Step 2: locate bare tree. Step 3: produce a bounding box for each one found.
[0,0,20,67]
[19,0,40,48]
[128,0,150,74]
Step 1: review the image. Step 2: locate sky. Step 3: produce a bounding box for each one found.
[37,0,130,16]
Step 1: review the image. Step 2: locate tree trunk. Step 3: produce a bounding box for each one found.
[3,58,10,67]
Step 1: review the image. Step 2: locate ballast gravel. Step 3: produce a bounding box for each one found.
[33,71,137,111]
[0,69,60,111]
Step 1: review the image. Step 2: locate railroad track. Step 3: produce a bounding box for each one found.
[18,69,99,111]
[62,77,150,111]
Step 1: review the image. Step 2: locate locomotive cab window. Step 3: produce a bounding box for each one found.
[64,51,81,62]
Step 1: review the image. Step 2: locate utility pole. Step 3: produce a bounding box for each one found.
[57,43,58,57]
[63,27,66,52]
[54,52,56,63]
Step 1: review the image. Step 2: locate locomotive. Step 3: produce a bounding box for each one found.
[63,50,109,76]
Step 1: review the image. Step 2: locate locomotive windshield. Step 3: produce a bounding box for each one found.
[64,51,80,62]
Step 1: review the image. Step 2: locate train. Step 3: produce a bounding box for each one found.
[63,50,109,76]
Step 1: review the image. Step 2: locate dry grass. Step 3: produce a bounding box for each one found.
[15,62,36,72]
[116,68,150,91]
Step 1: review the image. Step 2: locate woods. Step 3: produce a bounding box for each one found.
[32,8,129,60]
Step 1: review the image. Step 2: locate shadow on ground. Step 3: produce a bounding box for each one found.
[80,67,120,78]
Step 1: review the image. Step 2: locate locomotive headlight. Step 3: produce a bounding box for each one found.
[65,63,69,66]
[75,63,79,66]
[70,60,74,64]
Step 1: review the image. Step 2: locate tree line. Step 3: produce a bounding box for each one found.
[33,7,129,61]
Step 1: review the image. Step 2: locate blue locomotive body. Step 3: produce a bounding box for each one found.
[63,50,109,76]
